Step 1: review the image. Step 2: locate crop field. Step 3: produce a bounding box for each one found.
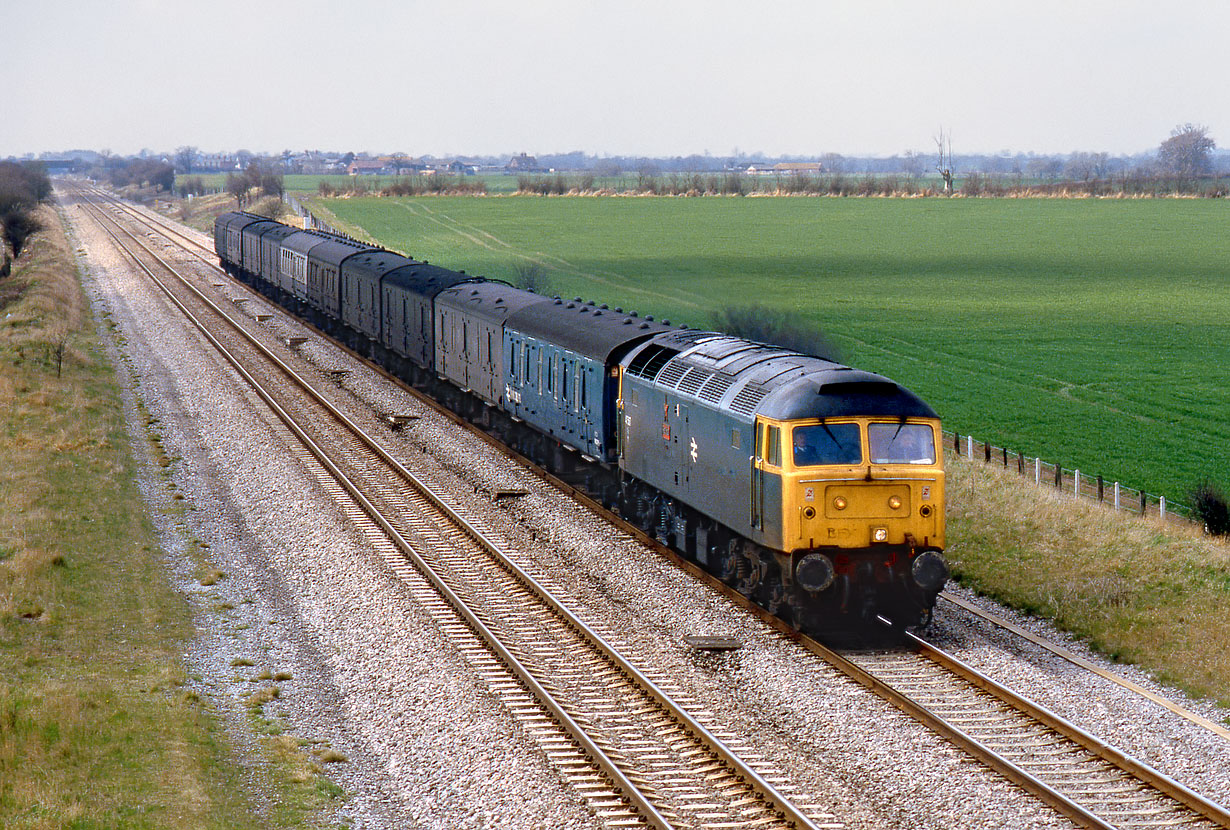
[315,195,1230,502]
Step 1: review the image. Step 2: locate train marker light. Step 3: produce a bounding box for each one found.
[872,527,889,543]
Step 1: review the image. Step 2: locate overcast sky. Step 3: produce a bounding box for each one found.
[6,0,1229,159]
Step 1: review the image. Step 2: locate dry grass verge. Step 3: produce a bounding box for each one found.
[0,202,266,827]
[946,453,1230,708]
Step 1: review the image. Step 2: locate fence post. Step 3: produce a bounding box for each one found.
[1055,464,1062,488]
[954,433,960,455]
[1140,491,1147,515]
[1097,475,1104,502]
[984,441,991,462]
[1017,453,1024,474]
[966,436,973,460]
[1114,481,1120,511]
[1160,496,1166,522]
[1074,469,1080,497]
[1002,447,1008,467]
[1035,457,1041,484]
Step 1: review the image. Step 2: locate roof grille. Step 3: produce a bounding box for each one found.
[657,360,689,388]
[676,366,710,395]
[697,372,736,404]
[729,383,769,417]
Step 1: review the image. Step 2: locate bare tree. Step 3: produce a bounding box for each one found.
[901,150,925,179]
[174,145,197,174]
[225,172,249,209]
[1158,123,1215,180]
[1064,152,1097,182]
[934,130,954,194]
[819,152,846,174]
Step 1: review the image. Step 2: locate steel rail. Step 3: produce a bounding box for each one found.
[939,591,1230,741]
[76,186,830,830]
[906,629,1230,828]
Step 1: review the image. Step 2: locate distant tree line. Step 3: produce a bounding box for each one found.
[0,161,52,274]
[103,158,175,192]
[318,174,486,198]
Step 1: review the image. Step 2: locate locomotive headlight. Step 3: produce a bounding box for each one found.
[888,496,902,510]
[833,496,848,511]
[872,527,889,543]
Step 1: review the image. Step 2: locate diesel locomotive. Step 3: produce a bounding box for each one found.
[214,211,948,634]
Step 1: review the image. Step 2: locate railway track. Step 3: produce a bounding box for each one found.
[815,630,1230,829]
[72,186,845,829]
[937,592,1230,742]
[78,186,1230,830]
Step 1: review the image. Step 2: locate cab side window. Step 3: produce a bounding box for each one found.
[765,425,781,466]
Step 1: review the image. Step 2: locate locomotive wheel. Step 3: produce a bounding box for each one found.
[709,537,746,585]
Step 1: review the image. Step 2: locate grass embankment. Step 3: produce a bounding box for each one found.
[0,204,273,827]
[0,203,252,826]
[947,454,1230,709]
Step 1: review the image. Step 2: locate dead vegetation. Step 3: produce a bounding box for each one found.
[946,453,1230,706]
[0,192,268,825]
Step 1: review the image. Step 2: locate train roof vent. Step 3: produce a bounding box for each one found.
[676,366,710,396]
[697,372,737,404]
[626,343,680,379]
[729,383,769,417]
[657,360,689,389]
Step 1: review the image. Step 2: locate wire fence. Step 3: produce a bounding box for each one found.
[283,194,341,234]
[943,430,1193,525]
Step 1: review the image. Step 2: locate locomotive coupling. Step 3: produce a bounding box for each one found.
[795,552,836,593]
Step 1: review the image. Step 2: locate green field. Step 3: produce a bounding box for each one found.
[314,195,1230,503]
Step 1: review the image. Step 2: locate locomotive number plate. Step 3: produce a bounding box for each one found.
[804,487,815,502]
